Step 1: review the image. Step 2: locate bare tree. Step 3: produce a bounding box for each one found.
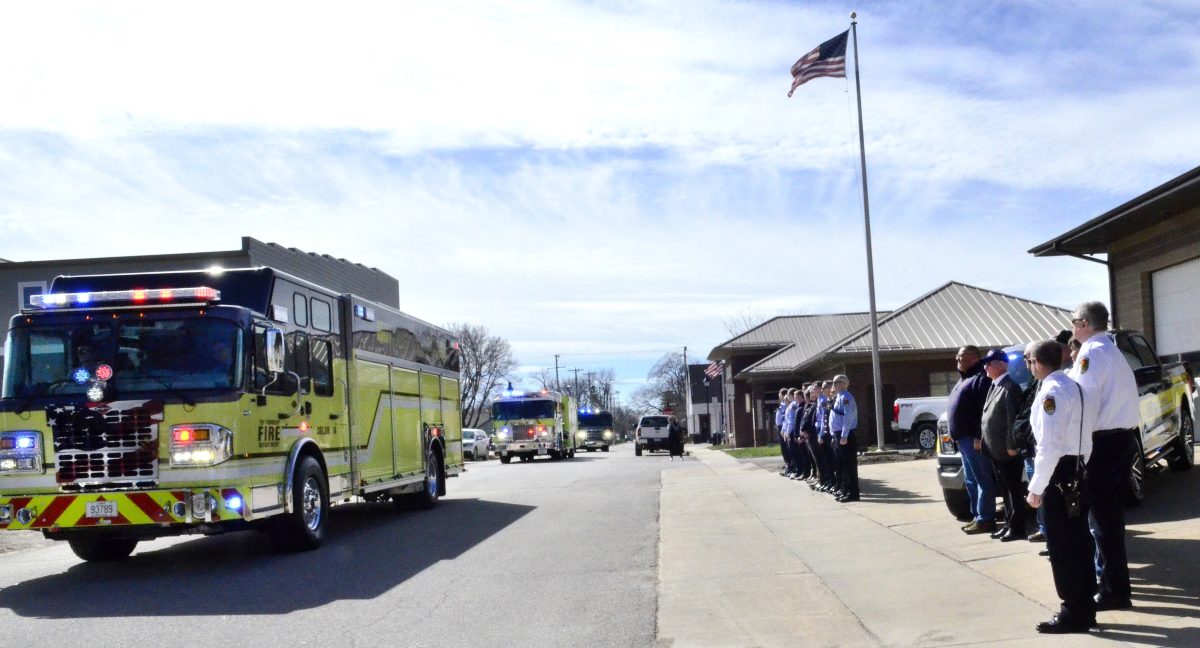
[529,367,556,391]
[449,322,518,428]
[629,352,688,423]
[722,307,770,337]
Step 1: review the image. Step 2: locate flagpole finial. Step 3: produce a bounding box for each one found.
[850,11,857,21]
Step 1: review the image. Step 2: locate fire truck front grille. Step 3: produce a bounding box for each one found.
[47,400,163,490]
[586,429,604,441]
[511,424,539,439]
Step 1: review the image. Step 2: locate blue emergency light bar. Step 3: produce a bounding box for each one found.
[29,286,221,309]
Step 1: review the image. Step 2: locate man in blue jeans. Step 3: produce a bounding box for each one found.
[947,345,995,534]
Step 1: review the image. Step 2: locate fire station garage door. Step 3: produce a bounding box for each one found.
[1152,256,1200,357]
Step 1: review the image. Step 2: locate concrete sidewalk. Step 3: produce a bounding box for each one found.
[657,446,1200,647]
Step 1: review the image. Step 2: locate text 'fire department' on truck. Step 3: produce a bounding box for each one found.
[0,267,462,561]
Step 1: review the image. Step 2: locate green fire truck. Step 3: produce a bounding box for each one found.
[0,267,462,561]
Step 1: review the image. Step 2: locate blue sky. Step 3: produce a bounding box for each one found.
[1,1,1197,395]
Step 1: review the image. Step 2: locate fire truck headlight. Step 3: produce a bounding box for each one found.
[576,431,587,440]
[191,494,211,518]
[0,431,43,473]
[169,425,233,466]
[224,495,243,512]
[603,429,613,440]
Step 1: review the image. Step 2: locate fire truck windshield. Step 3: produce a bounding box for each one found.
[491,399,556,421]
[579,412,613,428]
[3,318,244,398]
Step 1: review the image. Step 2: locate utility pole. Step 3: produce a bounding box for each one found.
[570,368,582,400]
[584,371,595,406]
[554,354,561,392]
[682,346,691,433]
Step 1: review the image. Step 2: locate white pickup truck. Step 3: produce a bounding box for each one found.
[892,396,948,452]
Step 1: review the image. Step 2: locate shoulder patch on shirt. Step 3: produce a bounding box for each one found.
[1042,395,1056,415]
[1079,357,1089,374]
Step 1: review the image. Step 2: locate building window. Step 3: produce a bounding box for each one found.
[311,298,332,332]
[928,371,958,397]
[17,281,46,310]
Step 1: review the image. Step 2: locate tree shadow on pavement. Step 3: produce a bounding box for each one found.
[857,477,936,504]
[0,497,533,618]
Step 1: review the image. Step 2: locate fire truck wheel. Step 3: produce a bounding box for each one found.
[271,455,329,551]
[67,537,138,562]
[500,454,512,464]
[415,448,442,509]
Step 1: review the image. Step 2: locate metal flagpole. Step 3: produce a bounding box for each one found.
[850,13,886,451]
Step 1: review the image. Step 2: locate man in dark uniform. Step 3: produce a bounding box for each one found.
[1026,339,1096,633]
[948,346,995,533]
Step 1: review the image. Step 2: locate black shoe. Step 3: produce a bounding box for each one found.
[1028,530,1046,543]
[1035,615,1094,634]
[1038,549,1050,557]
[990,526,1009,539]
[1094,596,1133,611]
[1000,530,1027,542]
[837,494,860,502]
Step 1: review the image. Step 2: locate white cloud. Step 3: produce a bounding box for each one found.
[0,0,1193,385]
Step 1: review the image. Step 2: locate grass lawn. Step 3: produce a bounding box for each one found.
[721,445,782,459]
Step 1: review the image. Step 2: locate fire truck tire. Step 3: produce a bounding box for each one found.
[67,537,138,562]
[601,446,609,452]
[412,448,442,510]
[500,454,512,464]
[271,455,329,552]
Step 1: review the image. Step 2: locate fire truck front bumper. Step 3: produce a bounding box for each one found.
[0,488,249,532]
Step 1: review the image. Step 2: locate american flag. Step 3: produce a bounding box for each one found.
[787,30,848,97]
[703,361,723,380]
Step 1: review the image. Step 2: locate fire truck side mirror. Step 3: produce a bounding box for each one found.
[265,328,285,374]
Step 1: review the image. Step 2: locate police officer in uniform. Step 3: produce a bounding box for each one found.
[1068,301,1139,611]
[1025,339,1096,633]
[830,374,859,502]
[775,389,792,477]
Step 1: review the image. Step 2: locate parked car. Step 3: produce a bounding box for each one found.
[892,395,948,452]
[462,428,490,461]
[634,414,675,456]
[936,332,1195,519]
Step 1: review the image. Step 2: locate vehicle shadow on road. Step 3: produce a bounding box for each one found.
[0,497,533,618]
[857,477,936,504]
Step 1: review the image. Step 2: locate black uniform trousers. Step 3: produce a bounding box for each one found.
[778,433,793,472]
[1043,456,1097,622]
[1086,428,1137,602]
[823,433,841,487]
[992,455,1027,535]
[792,435,812,477]
[811,435,831,484]
[836,430,859,497]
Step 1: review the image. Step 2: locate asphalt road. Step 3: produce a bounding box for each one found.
[0,443,686,648]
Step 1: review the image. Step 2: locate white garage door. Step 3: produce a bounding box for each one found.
[1152,256,1200,357]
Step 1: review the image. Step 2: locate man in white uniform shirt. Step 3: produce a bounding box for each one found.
[1025,339,1096,634]
[1067,301,1139,611]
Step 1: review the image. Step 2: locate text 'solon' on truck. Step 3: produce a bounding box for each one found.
[0,267,463,561]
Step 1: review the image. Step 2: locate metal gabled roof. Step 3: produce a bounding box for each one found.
[826,282,1070,358]
[739,313,880,376]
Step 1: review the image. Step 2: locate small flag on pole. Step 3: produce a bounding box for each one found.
[704,361,723,380]
[787,30,848,96]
